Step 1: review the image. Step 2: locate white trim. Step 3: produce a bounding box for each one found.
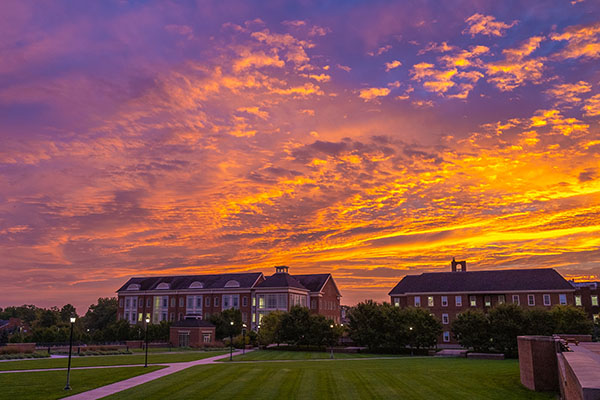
[391,289,574,296]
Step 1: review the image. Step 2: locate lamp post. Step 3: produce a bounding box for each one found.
[144,317,150,368]
[229,321,234,361]
[330,324,334,359]
[64,316,76,390]
[242,323,247,354]
[409,326,414,356]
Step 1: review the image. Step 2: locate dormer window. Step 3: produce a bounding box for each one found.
[224,280,240,288]
[156,282,170,290]
[126,284,140,291]
[189,281,204,289]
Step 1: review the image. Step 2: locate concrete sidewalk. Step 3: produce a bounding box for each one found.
[62,350,247,400]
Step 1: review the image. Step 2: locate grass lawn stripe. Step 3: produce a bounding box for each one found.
[0,366,163,400]
[0,351,227,371]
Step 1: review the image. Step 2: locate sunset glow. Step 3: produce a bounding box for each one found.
[1,1,599,312]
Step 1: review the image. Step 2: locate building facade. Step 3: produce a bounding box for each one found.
[388,259,597,345]
[116,266,341,330]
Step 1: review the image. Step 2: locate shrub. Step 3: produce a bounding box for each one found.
[451,309,491,352]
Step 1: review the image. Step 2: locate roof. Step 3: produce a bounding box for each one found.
[171,319,215,328]
[293,274,330,292]
[116,272,263,292]
[388,268,574,295]
[255,273,308,290]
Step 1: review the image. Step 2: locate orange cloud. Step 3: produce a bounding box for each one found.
[359,87,391,101]
[545,81,592,106]
[463,13,517,37]
[551,22,600,59]
[385,60,402,71]
[582,94,600,116]
[486,36,545,91]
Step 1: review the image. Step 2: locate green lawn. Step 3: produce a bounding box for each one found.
[0,351,227,371]
[228,350,405,361]
[103,358,556,400]
[0,366,163,400]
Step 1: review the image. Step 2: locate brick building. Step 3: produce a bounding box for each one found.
[387,259,598,345]
[116,266,341,330]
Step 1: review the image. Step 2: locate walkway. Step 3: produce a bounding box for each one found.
[62,350,248,400]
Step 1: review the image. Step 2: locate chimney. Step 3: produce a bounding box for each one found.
[451,258,467,272]
[275,265,289,274]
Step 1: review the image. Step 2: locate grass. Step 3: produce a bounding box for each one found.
[0,350,227,371]
[0,366,163,400]
[228,350,405,361]
[103,358,556,400]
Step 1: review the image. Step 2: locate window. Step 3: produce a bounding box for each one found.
[592,295,599,306]
[153,296,169,323]
[242,312,247,322]
[125,298,130,308]
[169,312,174,321]
[442,313,449,324]
[252,296,256,307]
[290,294,307,307]
[543,294,551,306]
[512,295,520,305]
[498,295,505,305]
[186,295,203,315]
[189,281,203,289]
[222,294,240,310]
[394,298,400,307]
[179,297,184,307]
[124,297,137,324]
[594,314,599,323]
[414,296,421,307]
[311,299,317,309]
[138,313,143,322]
[559,294,567,305]
[242,296,248,307]
[178,313,182,321]
[528,294,535,306]
[455,296,462,307]
[205,297,211,307]
[147,298,151,308]
[257,294,287,310]
[470,296,476,307]
[484,296,491,307]
[170,297,175,307]
[575,295,582,306]
[443,331,450,342]
[441,296,448,307]
[156,282,169,290]
[428,296,434,307]
[139,297,143,308]
[224,280,240,288]
[214,297,220,307]
[203,333,211,343]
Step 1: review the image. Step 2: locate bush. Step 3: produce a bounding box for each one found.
[550,306,593,334]
[488,304,526,358]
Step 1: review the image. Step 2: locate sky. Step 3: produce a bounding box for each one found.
[1,0,599,314]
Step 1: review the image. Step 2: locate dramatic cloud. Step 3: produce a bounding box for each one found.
[1,1,599,311]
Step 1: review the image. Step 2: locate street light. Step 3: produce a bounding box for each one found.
[330,324,334,359]
[242,323,247,354]
[64,316,76,390]
[144,317,150,367]
[229,321,234,361]
[409,327,414,356]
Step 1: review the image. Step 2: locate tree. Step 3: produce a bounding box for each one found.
[347,301,388,350]
[209,309,242,340]
[280,306,311,346]
[83,298,118,332]
[451,309,491,352]
[60,304,77,323]
[305,314,333,348]
[524,308,555,336]
[488,303,526,357]
[403,307,442,349]
[257,311,284,346]
[550,305,592,334]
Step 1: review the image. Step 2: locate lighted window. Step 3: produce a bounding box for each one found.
[441,296,448,307]
[559,294,567,305]
[442,313,449,324]
[470,296,476,307]
[394,298,400,307]
[575,295,582,306]
[528,294,535,306]
[498,295,505,305]
[591,295,598,306]
[428,296,434,307]
[512,295,520,305]
[443,331,450,342]
[455,296,462,307]
[484,296,491,307]
[543,294,551,306]
[414,296,421,307]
